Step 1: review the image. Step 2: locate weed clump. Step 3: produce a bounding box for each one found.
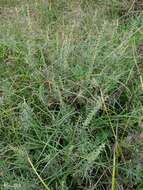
[0,0,143,190]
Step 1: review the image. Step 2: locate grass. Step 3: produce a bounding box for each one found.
[0,0,143,189]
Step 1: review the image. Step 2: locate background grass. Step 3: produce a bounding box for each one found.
[0,0,143,189]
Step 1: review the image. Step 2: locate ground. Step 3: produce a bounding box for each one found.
[0,0,143,190]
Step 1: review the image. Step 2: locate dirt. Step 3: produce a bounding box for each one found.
[118,0,143,23]
[137,41,143,56]
[0,90,4,97]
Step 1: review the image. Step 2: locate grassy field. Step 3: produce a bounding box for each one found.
[0,0,143,189]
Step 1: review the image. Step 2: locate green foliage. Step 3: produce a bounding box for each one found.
[0,0,143,189]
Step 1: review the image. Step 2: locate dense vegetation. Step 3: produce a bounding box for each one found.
[0,0,143,189]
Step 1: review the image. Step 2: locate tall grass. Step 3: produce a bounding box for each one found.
[0,0,143,189]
